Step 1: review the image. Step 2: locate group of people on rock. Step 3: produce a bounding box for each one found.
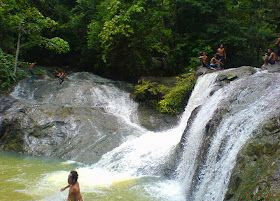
[199,44,227,70]
[199,34,280,69]
[28,62,67,84]
[263,33,280,66]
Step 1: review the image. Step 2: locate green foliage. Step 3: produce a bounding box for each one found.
[186,57,201,71]
[86,0,176,79]
[134,81,169,105]
[0,0,69,59]
[1,0,280,81]
[45,37,70,54]
[133,71,196,114]
[159,71,196,114]
[0,49,27,92]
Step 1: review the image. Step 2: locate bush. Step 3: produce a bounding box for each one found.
[158,71,196,114]
[45,37,70,54]
[133,71,197,115]
[0,49,27,93]
[133,80,169,106]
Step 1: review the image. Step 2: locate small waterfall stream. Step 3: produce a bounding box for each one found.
[11,73,141,129]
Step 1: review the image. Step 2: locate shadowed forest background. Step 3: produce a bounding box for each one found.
[1,0,280,83]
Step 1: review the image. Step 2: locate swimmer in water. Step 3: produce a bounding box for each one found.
[61,171,83,201]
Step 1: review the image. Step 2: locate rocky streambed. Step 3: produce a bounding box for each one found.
[1,66,280,201]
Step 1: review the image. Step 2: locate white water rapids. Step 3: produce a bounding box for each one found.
[8,70,280,201]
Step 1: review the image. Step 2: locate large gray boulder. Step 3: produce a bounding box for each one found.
[0,73,144,164]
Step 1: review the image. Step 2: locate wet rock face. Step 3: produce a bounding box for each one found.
[225,116,280,201]
[196,65,257,77]
[0,96,16,113]
[163,66,258,179]
[0,73,146,164]
[173,67,280,200]
[137,105,179,131]
[0,99,142,164]
[195,67,280,200]
[0,72,180,163]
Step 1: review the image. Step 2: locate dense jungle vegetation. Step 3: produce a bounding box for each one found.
[0,0,280,90]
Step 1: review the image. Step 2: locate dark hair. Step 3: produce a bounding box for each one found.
[70,171,78,183]
[268,48,274,52]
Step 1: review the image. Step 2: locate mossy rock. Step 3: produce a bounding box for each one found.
[133,81,168,103]
[0,122,24,152]
[226,117,280,201]
[158,71,196,114]
[133,71,196,115]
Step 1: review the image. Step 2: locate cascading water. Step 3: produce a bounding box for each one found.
[11,72,141,129]
[6,71,219,201]
[175,71,280,201]
[2,68,280,201]
[32,72,220,201]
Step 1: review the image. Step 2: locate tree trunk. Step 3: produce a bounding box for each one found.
[14,28,22,75]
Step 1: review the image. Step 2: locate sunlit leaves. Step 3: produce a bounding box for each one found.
[45,37,70,54]
[0,0,69,54]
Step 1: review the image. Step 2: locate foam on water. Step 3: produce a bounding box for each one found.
[28,72,219,201]
[145,180,185,201]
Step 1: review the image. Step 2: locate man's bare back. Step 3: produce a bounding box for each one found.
[68,182,83,201]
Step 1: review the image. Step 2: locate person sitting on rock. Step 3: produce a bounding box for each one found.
[198,52,209,68]
[61,170,83,201]
[56,71,67,84]
[210,54,223,70]
[264,48,278,65]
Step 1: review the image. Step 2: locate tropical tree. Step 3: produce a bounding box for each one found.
[0,0,70,74]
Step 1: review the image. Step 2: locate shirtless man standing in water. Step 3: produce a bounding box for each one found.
[61,171,83,201]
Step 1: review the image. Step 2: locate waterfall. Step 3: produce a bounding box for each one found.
[175,71,280,201]
[175,86,224,197]
[90,73,219,176]
[24,71,220,201]
[11,72,140,129]
[5,69,280,201]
